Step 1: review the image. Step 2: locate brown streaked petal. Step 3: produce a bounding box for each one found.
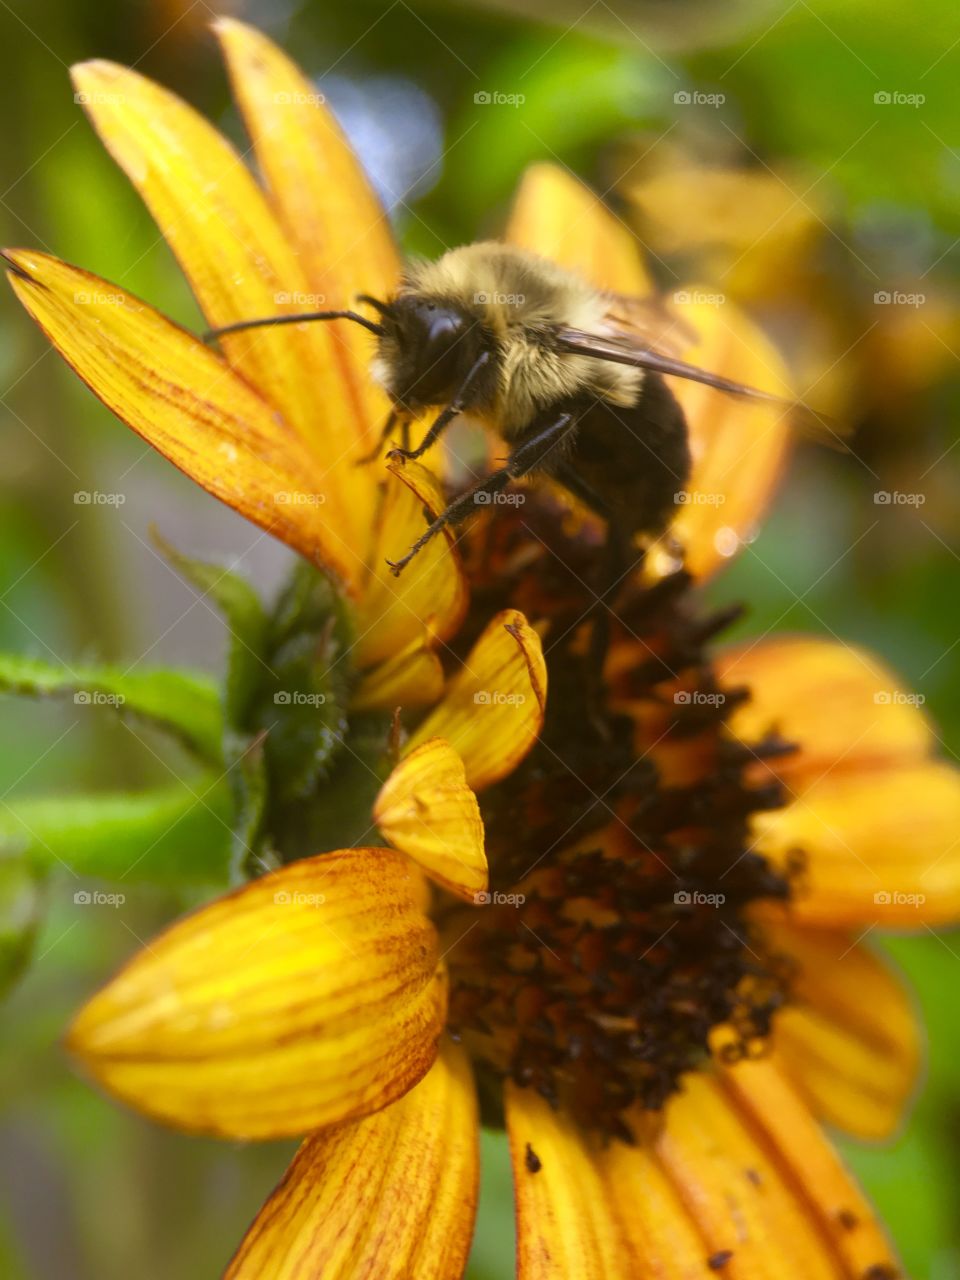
[506,162,653,295]
[4,250,358,588]
[353,459,468,670]
[767,923,921,1140]
[66,848,446,1138]
[753,762,960,926]
[646,288,792,581]
[717,635,932,785]
[406,610,547,791]
[719,1057,902,1279]
[505,1083,637,1279]
[70,59,376,540]
[215,17,398,443]
[226,1040,478,1280]
[375,738,486,901]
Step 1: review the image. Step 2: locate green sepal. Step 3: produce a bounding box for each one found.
[0,652,222,763]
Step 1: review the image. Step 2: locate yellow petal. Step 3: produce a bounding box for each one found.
[71,59,375,544]
[719,1058,901,1279]
[215,17,397,441]
[226,1041,478,1280]
[646,289,792,580]
[768,923,921,1140]
[754,762,960,926]
[654,1068,899,1279]
[407,610,547,791]
[717,636,932,784]
[505,162,653,295]
[375,738,486,901]
[353,459,468,670]
[505,1083,636,1279]
[66,848,445,1138]
[5,250,355,586]
[350,637,444,714]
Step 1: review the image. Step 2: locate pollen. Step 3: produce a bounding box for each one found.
[441,501,798,1139]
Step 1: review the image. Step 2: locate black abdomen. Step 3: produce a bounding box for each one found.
[565,372,691,539]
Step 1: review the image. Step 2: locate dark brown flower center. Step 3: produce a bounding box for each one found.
[439,501,798,1139]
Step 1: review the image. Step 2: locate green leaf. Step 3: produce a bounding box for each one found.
[0,861,44,1000]
[151,530,271,728]
[0,780,234,885]
[0,652,222,764]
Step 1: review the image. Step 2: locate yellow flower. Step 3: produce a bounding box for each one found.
[7,22,958,1280]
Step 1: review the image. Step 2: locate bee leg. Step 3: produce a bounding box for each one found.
[355,410,401,465]
[387,350,491,462]
[386,409,576,576]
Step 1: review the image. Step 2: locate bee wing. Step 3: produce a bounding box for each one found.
[560,302,849,450]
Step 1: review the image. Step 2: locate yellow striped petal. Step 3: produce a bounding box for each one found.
[66,849,445,1138]
[719,1059,901,1279]
[350,637,445,713]
[375,738,486,901]
[506,162,653,295]
[754,761,960,926]
[71,59,375,547]
[717,636,932,784]
[647,288,793,580]
[768,924,921,1140]
[407,610,547,791]
[226,1041,478,1280]
[4,250,353,584]
[215,18,397,440]
[353,459,468,669]
[506,1083,635,1279]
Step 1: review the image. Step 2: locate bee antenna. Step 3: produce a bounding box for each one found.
[203,309,384,343]
[356,293,395,318]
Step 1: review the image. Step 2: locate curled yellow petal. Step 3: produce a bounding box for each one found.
[215,17,397,440]
[226,1041,478,1280]
[647,289,792,580]
[505,1083,636,1279]
[768,923,921,1140]
[353,459,468,670]
[754,761,960,926]
[717,635,932,784]
[70,58,375,543]
[506,162,653,295]
[350,637,445,714]
[66,848,445,1138]
[375,738,486,901]
[4,250,354,586]
[407,609,547,791]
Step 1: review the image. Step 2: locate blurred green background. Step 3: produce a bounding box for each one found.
[1,0,958,1276]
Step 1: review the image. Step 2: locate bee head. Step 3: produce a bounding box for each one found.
[376,295,489,411]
